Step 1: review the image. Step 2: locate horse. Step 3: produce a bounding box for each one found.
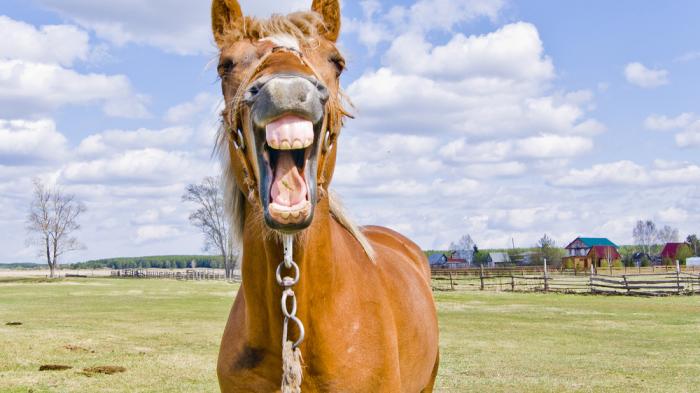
[211,1,439,391]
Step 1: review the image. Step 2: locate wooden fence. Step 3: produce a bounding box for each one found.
[110,269,238,282]
[432,267,700,296]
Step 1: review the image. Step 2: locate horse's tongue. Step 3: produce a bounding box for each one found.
[270,152,307,207]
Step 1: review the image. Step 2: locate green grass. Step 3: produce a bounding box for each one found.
[1,278,699,392]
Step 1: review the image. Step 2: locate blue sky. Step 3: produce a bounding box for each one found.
[1,0,699,263]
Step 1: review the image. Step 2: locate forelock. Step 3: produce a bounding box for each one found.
[219,12,327,48]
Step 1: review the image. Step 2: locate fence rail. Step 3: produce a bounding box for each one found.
[110,269,238,282]
[432,267,700,296]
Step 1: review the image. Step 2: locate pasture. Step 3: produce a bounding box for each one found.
[1,277,699,392]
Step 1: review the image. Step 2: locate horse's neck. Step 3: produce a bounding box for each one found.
[240,199,337,349]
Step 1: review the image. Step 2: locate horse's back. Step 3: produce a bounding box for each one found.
[361,225,431,281]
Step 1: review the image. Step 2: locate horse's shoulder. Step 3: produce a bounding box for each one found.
[361,225,429,277]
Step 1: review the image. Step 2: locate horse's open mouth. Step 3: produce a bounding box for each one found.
[258,114,320,231]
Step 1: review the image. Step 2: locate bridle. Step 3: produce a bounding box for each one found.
[224,43,341,205]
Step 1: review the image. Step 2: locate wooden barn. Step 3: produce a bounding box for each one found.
[562,237,621,270]
[660,243,693,264]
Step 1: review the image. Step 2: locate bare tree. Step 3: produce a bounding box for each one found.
[632,219,656,255]
[183,176,238,279]
[605,246,615,275]
[656,225,679,244]
[449,234,475,264]
[26,179,86,278]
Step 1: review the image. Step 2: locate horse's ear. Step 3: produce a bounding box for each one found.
[311,0,341,42]
[212,0,244,47]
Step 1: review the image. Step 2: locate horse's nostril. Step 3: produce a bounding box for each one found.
[317,85,329,104]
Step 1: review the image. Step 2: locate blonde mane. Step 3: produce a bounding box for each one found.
[215,11,374,260]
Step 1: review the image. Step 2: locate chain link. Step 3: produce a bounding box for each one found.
[279,235,305,349]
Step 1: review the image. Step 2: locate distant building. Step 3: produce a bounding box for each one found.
[487,252,511,267]
[660,243,691,263]
[563,237,621,270]
[428,253,448,267]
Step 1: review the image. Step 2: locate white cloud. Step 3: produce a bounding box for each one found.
[675,121,700,148]
[644,113,694,131]
[347,23,600,139]
[439,134,593,164]
[624,62,669,88]
[643,112,700,148]
[0,119,68,164]
[384,23,553,82]
[552,160,700,188]
[77,127,192,157]
[135,225,182,245]
[165,93,218,123]
[345,0,506,51]
[0,60,149,118]
[674,51,700,63]
[60,148,211,185]
[657,207,688,223]
[463,161,527,178]
[0,16,89,66]
[35,0,308,55]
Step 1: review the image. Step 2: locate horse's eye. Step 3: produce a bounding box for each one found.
[329,54,345,75]
[218,59,236,77]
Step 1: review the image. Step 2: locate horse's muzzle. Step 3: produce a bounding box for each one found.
[245,74,329,128]
[244,74,328,232]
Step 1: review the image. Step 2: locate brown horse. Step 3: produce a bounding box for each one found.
[211,1,439,391]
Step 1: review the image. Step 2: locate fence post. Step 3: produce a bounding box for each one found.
[676,260,682,294]
[543,258,549,292]
[623,275,630,295]
[589,264,594,294]
[448,271,454,291]
[511,274,515,291]
[479,265,485,290]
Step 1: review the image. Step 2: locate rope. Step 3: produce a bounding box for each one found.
[281,340,303,393]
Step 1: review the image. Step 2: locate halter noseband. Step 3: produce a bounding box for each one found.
[226,43,339,204]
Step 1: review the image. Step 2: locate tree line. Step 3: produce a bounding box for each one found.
[70,255,226,270]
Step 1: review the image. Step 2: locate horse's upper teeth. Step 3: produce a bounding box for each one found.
[271,138,313,150]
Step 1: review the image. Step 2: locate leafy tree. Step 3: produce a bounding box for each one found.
[534,234,563,267]
[676,244,694,265]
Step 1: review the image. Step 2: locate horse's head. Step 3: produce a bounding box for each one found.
[212,0,347,233]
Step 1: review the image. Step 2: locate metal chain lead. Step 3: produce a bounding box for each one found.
[278,234,305,349]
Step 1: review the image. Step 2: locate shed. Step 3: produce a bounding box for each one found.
[687,257,700,267]
[488,252,510,267]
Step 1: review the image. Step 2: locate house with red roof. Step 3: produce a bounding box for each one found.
[660,243,692,264]
[562,237,621,270]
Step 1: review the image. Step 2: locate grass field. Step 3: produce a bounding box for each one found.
[1,277,699,392]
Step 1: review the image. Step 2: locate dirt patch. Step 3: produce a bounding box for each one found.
[39,364,72,371]
[63,344,94,353]
[6,321,22,326]
[80,366,126,376]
